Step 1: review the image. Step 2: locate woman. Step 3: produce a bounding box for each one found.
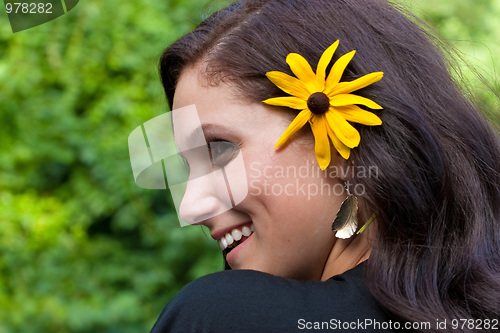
[150,0,500,331]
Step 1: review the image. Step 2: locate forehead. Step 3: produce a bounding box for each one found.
[171,67,250,151]
[173,65,233,109]
[171,65,300,152]
[173,65,260,123]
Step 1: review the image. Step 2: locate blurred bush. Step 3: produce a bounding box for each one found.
[0,0,498,332]
[401,0,500,124]
[0,1,224,332]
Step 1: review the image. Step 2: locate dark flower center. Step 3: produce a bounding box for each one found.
[307,92,330,114]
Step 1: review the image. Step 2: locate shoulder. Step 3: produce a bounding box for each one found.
[166,265,368,305]
[151,265,395,333]
[151,270,301,332]
[173,269,306,303]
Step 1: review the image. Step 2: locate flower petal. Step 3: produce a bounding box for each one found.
[325,111,361,148]
[309,115,331,170]
[263,96,308,110]
[330,94,383,109]
[326,122,351,160]
[325,50,356,90]
[286,53,318,93]
[274,109,312,148]
[315,40,339,90]
[335,105,382,126]
[265,71,310,100]
[330,72,383,95]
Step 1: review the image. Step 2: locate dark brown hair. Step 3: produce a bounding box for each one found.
[159,0,500,330]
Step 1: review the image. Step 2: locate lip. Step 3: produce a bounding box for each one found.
[210,221,253,241]
[226,232,253,266]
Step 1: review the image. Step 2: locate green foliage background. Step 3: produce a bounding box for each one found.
[0,0,498,332]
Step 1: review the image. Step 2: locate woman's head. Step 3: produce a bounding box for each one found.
[173,64,353,280]
[161,0,500,328]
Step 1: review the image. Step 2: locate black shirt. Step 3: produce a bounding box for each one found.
[151,263,397,332]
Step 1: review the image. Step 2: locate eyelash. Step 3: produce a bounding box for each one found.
[205,135,239,150]
[206,137,240,167]
[205,134,225,143]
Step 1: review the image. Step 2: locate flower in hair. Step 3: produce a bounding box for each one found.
[263,40,383,170]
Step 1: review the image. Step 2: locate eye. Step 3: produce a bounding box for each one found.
[208,140,240,168]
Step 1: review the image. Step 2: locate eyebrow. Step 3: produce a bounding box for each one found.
[178,122,239,163]
[186,124,208,145]
[178,124,216,159]
[176,124,215,161]
[186,123,236,144]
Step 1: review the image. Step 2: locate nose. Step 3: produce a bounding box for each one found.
[178,171,232,225]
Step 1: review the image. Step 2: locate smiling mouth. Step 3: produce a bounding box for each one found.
[219,223,254,255]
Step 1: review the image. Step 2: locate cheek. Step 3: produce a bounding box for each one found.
[240,130,343,223]
[245,152,338,217]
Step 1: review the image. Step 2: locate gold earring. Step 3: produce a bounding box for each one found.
[332,185,358,239]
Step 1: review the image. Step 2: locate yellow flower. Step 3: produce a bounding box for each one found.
[263,40,383,170]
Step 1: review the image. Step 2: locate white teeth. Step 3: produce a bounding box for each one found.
[225,233,234,245]
[218,223,254,251]
[241,226,251,237]
[232,229,242,241]
[251,224,255,232]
